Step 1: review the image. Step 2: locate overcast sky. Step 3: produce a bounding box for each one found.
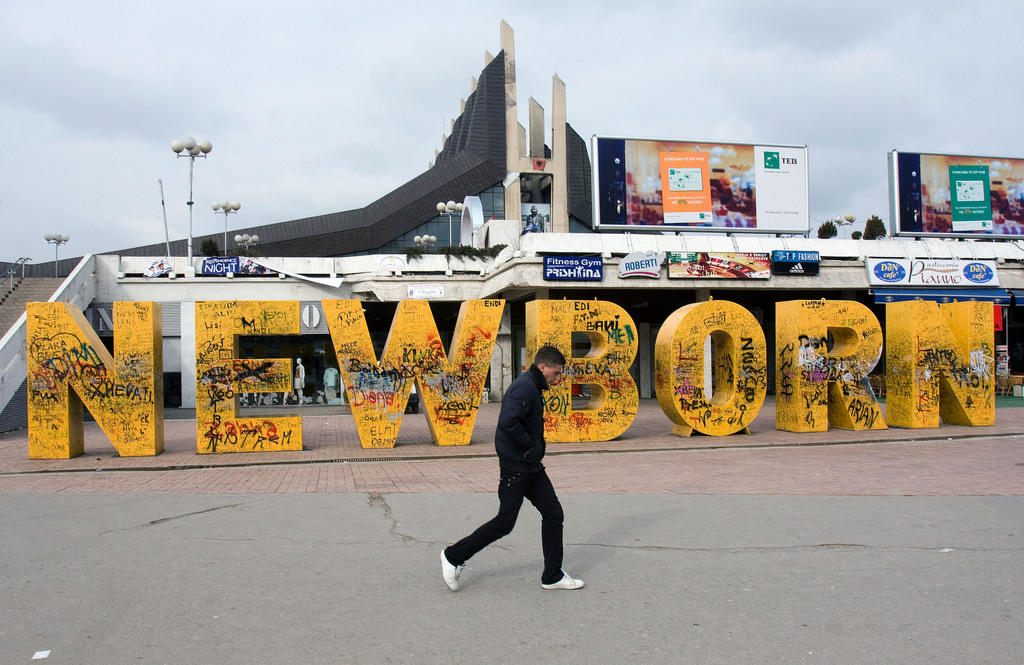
[2,0,1022,262]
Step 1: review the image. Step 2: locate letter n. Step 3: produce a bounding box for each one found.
[527,300,638,442]
[886,301,994,427]
[26,302,163,458]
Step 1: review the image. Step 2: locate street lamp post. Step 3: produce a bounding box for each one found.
[44,234,70,277]
[435,200,463,246]
[170,137,213,266]
[212,200,241,256]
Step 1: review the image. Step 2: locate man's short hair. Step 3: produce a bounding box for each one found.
[533,345,566,367]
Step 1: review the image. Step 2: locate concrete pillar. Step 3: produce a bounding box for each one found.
[549,74,568,233]
[529,97,544,159]
[638,321,652,398]
[490,305,514,401]
[180,301,196,409]
[501,21,521,224]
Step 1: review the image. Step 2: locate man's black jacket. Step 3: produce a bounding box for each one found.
[494,365,548,472]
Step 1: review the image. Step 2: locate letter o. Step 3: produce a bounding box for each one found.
[654,300,767,436]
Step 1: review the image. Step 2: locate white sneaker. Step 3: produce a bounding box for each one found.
[541,572,584,590]
[440,550,464,591]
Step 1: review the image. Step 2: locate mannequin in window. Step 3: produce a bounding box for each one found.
[323,366,340,404]
[293,357,306,405]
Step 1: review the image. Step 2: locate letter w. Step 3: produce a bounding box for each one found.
[322,299,504,448]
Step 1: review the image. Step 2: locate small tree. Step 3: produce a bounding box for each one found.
[817,220,838,239]
[851,230,863,240]
[863,215,887,240]
[200,238,220,256]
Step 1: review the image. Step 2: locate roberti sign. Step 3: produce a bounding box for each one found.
[25,298,994,459]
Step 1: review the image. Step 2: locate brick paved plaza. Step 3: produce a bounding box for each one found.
[2,398,1023,496]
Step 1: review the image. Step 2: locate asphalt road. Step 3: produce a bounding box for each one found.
[2,491,1021,665]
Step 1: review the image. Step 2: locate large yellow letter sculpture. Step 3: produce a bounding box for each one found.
[527,300,638,442]
[775,300,885,432]
[195,301,301,453]
[654,300,766,436]
[323,299,503,447]
[26,302,163,458]
[885,301,994,428]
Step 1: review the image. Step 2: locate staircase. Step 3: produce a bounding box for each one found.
[0,277,65,337]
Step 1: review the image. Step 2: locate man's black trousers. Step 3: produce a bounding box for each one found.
[445,468,565,585]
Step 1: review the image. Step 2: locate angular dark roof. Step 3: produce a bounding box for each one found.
[436,52,507,169]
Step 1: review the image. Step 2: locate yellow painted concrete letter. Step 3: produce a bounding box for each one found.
[195,301,301,453]
[26,301,163,458]
[323,299,504,447]
[654,300,766,436]
[885,301,994,428]
[527,300,638,442]
[775,300,885,432]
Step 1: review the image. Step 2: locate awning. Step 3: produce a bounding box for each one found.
[1008,289,1024,305]
[871,288,1010,305]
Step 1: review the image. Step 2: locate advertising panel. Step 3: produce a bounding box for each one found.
[889,150,1024,237]
[771,250,820,276]
[866,258,999,287]
[543,256,603,281]
[618,250,665,278]
[201,257,239,275]
[593,136,809,233]
[667,252,771,279]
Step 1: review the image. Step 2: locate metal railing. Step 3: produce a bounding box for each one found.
[3,257,31,295]
[0,255,96,421]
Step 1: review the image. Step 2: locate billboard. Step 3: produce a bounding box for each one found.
[592,136,809,233]
[889,150,1024,237]
[666,252,771,279]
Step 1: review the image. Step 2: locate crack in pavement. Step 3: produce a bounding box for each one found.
[367,492,446,546]
[99,499,262,535]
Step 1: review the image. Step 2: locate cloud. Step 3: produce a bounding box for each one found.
[2,1,1024,260]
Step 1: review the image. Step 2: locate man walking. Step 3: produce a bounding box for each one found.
[441,345,584,591]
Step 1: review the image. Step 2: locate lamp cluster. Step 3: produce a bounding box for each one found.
[212,201,241,213]
[170,137,213,157]
[436,200,464,215]
[235,233,260,249]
